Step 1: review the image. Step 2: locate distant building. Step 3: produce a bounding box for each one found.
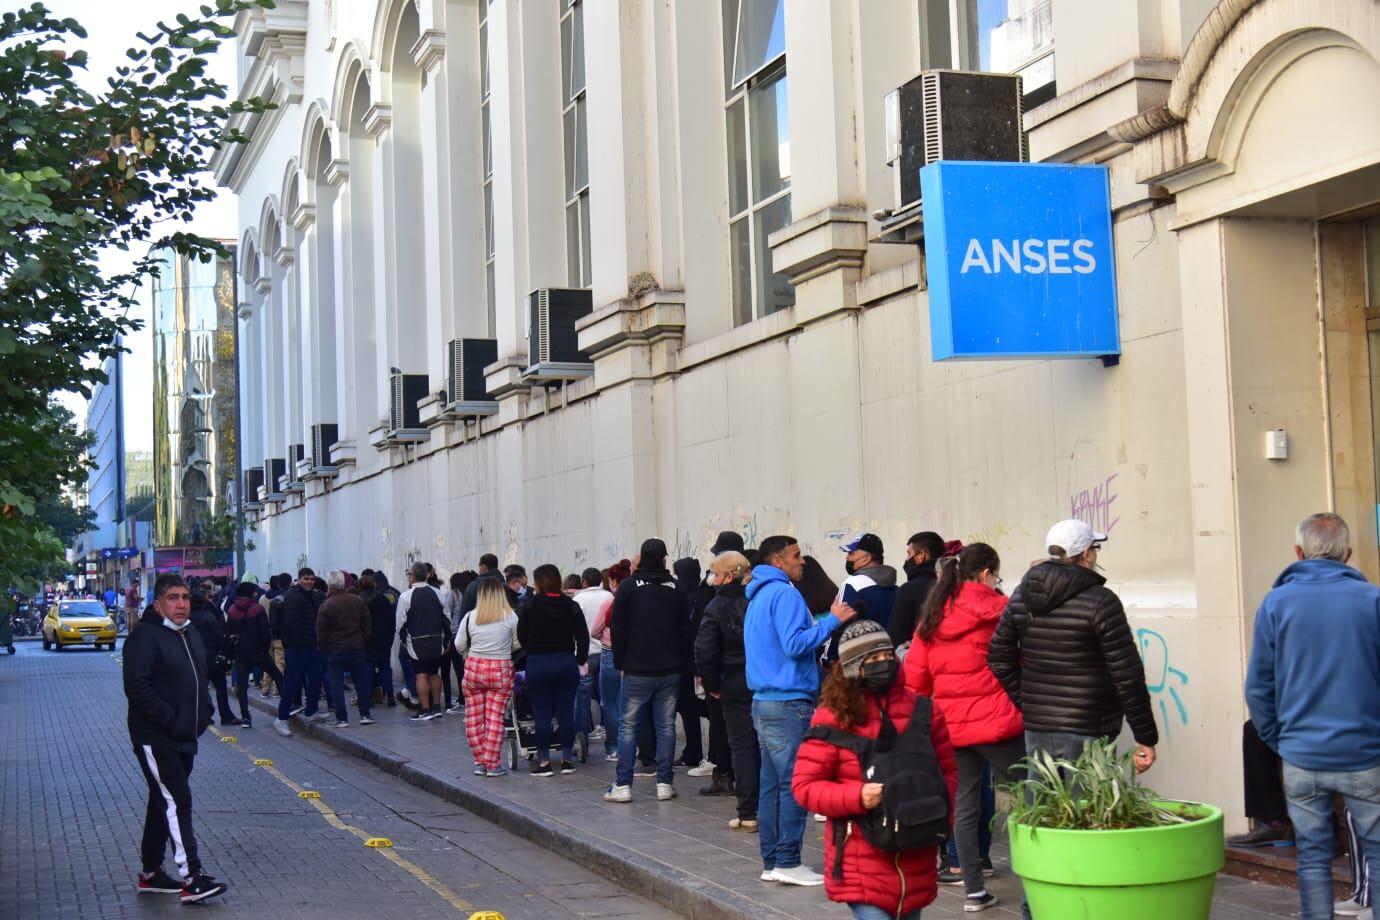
[150,246,240,573]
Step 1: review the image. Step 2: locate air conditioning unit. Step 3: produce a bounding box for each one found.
[284,443,306,493]
[262,457,287,502]
[242,467,264,510]
[309,423,340,477]
[445,337,500,417]
[883,70,1025,218]
[388,370,429,441]
[524,288,594,383]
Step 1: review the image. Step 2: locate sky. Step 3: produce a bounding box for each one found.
[45,0,240,453]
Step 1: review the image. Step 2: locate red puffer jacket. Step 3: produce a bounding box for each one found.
[792,682,958,916]
[903,581,1023,747]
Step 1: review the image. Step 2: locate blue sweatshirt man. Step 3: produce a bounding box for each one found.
[1245,557,1380,772]
[745,564,840,701]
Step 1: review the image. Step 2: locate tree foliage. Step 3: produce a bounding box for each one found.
[0,0,274,591]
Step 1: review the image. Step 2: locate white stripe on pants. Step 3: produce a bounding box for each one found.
[140,745,190,880]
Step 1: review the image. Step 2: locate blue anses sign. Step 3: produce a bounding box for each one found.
[921,161,1120,360]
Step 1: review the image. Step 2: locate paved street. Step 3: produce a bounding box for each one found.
[0,643,678,920]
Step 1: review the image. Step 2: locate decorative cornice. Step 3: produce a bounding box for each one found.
[324,159,350,187]
[575,290,687,361]
[274,246,296,269]
[363,103,393,138]
[767,206,869,286]
[237,301,254,320]
[290,200,316,231]
[411,29,447,75]
[253,277,272,296]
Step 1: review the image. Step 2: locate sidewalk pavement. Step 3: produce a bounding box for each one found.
[249,691,1298,920]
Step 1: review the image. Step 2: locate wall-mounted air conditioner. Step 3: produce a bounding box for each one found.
[878,70,1025,242]
[388,370,429,442]
[283,443,306,493]
[262,457,287,502]
[446,338,499,417]
[242,467,264,510]
[524,288,594,383]
[309,423,340,478]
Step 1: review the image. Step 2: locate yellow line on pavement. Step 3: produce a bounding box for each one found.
[211,728,474,913]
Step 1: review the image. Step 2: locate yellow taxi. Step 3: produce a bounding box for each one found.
[42,598,119,651]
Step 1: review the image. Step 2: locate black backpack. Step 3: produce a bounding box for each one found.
[805,695,951,879]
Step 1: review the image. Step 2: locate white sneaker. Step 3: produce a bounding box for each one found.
[813,812,827,822]
[603,784,632,803]
[1335,900,1368,918]
[587,726,606,742]
[769,865,825,886]
[604,751,619,762]
[686,759,715,777]
[273,719,292,737]
[759,870,776,882]
[656,783,677,801]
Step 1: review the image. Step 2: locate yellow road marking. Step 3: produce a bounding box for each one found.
[212,728,474,913]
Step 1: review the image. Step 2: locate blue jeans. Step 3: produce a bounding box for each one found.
[752,697,813,871]
[327,650,372,722]
[525,652,579,763]
[277,647,324,720]
[598,649,620,752]
[616,673,679,786]
[848,905,921,920]
[399,650,415,696]
[1282,761,1380,920]
[575,654,598,735]
[1025,730,1101,762]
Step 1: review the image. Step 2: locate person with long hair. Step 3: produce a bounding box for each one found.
[793,620,957,918]
[516,564,589,777]
[456,577,520,776]
[903,543,1023,912]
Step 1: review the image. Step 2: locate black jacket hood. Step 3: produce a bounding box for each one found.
[1018,560,1106,615]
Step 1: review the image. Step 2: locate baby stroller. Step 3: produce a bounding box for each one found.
[501,667,587,771]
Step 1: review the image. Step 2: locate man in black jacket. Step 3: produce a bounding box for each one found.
[225,582,283,730]
[275,568,327,727]
[887,531,946,647]
[988,519,1158,772]
[123,574,227,903]
[187,580,234,727]
[605,538,687,803]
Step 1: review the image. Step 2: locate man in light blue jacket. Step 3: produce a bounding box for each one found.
[1246,512,1380,920]
[745,535,856,887]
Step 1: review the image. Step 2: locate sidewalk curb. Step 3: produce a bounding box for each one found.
[249,696,770,920]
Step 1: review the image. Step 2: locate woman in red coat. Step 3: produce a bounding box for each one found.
[793,620,957,920]
[902,543,1023,912]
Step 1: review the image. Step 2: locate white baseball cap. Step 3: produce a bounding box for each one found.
[1045,519,1108,557]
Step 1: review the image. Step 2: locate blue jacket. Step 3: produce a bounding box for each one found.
[745,565,840,702]
[1245,558,1380,772]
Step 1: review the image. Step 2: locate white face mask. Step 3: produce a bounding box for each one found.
[161,614,190,632]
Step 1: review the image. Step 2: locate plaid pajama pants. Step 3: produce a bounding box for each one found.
[462,656,514,770]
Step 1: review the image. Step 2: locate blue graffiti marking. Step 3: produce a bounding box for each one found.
[1136,627,1190,736]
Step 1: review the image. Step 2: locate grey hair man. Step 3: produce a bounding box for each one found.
[316,570,374,728]
[1247,512,1380,920]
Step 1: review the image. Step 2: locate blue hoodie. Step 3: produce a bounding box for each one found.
[744,565,840,701]
[1245,558,1380,772]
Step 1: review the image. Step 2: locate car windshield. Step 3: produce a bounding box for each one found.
[59,602,108,618]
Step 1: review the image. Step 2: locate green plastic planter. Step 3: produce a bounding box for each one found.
[1007,802,1224,920]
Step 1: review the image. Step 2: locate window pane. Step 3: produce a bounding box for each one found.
[749,72,789,203]
[730,218,752,327]
[484,183,495,257]
[571,2,586,96]
[561,15,573,103]
[574,96,588,193]
[727,98,748,215]
[919,0,953,69]
[482,104,492,177]
[486,261,496,337]
[480,21,489,98]
[976,0,1053,71]
[563,106,577,199]
[579,192,592,288]
[733,0,786,88]
[566,202,582,288]
[755,194,794,316]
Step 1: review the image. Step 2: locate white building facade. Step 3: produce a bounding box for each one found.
[217,0,1380,827]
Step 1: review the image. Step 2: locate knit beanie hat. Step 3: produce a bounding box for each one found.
[837,619,893,679]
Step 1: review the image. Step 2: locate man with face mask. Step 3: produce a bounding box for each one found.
[887,532,948,648]
[123,573,227,903]
[821,533,899,665]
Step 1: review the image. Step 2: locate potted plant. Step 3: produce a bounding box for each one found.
[1002,739,1223,920]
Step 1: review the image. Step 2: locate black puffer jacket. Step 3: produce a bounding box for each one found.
[694,583,748,693]
[988,561,1158,746]
[124,607,213,754]
[279,584,324,650]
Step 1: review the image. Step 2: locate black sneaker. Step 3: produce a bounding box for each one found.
[963,892,997,913]
[531,761,554,777]
[421,707,443,721]
[137,868,182,894]
[409,710,427,722]
[180,872,227,904]
[937,864,964,886]
[559,761,576,775]
[219,717,241,727]
[981,856,995,878]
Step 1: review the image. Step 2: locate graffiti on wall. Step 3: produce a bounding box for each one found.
[1136,627,1189,737]
[1070,472,1120,533]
